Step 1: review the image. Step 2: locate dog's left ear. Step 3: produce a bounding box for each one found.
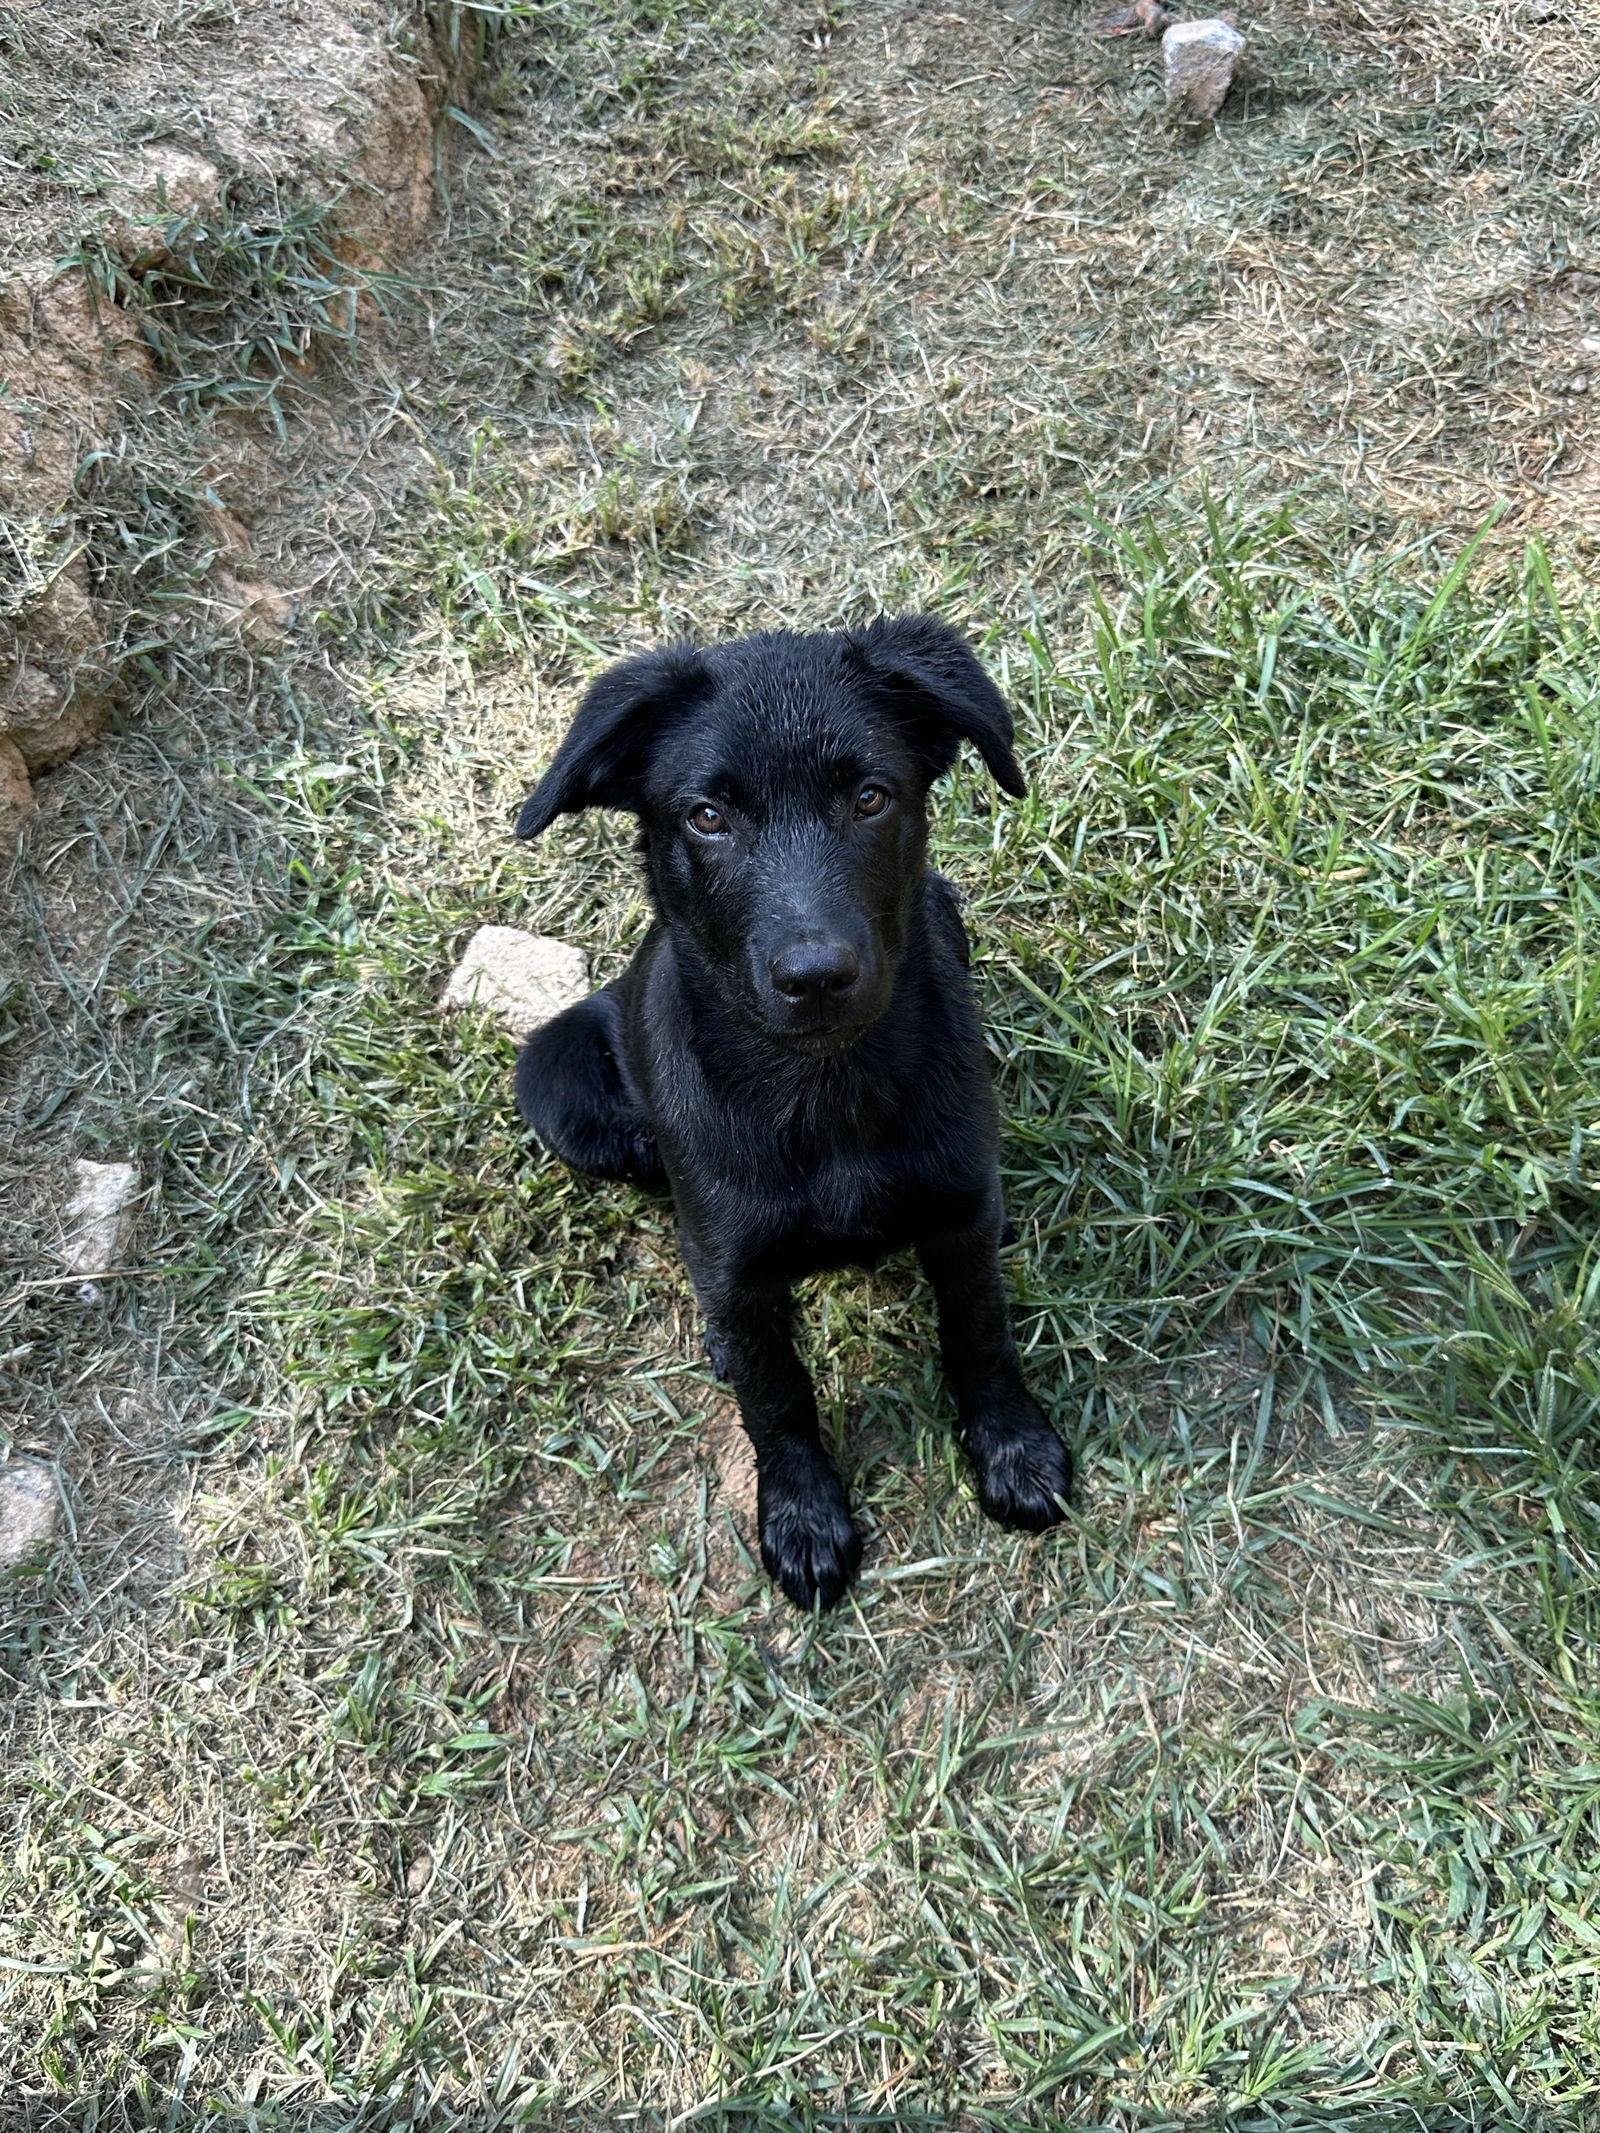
[852,614,1027,798]
[516,642,711,838]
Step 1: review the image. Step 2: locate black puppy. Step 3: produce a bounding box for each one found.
[513,616,1070,1608]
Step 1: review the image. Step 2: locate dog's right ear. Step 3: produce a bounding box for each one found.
[515,643,711,838]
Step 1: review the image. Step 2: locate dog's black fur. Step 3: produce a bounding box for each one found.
[514,616,1070,1608]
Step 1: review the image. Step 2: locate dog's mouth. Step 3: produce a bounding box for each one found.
[764,991,892,1054]
[782,1022,870,1057]
[740,989,881,1055]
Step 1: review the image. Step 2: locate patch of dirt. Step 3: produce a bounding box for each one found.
[700,1388,760,1603]
[0,0,466,278]
[0,0,478,816]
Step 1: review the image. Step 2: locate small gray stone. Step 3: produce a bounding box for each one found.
[1164,17,1247,120]
[60,1159,140,1276]
[440,926,589,1040]
[0,1462,57,1573]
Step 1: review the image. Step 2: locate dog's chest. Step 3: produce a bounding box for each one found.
[644,954,994,1268]
[797,1142,895,1239]
[724,1105,987,1272]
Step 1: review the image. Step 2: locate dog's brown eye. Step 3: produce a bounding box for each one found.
[855,785,890,818]
[688,803,726,836]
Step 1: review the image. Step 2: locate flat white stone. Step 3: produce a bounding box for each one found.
[0,1462,57,1572]
[440,926,588,1040]
[1164,17,1247,118]
[60,1159,140,1275]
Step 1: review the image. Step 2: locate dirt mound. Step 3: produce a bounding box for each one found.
[0,0,479,815]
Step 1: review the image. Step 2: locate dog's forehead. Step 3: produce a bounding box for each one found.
[655,634,902,792]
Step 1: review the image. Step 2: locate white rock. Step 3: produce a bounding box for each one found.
[60,1159,140,1276]
[0,1462,57,1573]
[1164,17,1247,119]
[440,927,588,1040]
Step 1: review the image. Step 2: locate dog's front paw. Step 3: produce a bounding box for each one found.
[758,1459,861,1610]
[966,1400,1072,1534]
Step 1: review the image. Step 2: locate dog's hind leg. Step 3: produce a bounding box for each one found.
[515,983,666,1192]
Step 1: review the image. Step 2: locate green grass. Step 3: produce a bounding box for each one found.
[63,183,392,435]
[6,0,1600,2120]
[5,502,1600,2128]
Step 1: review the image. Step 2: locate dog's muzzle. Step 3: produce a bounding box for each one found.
[758,934,887,1051]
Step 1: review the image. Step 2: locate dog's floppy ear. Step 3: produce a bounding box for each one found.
[852,614,1027,798]
[516,642,711,838]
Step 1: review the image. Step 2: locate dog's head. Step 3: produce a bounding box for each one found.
[516,618,1026,1053]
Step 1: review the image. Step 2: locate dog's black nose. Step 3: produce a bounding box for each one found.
[769,939,860,1002]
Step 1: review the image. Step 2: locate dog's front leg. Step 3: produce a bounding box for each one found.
[918,1223,1072,1533]
[703,1277,861,1610]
